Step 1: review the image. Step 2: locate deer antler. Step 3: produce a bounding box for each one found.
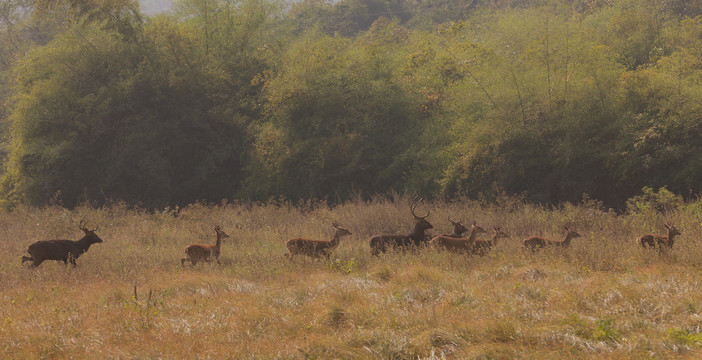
[410,197,430,219]
[79,218,98,232]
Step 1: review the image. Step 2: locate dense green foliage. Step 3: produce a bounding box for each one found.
[0,0,701,208]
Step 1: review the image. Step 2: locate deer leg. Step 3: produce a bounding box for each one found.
[31,259,44,267]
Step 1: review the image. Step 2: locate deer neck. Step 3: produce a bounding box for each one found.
[329,230,343,248]
[215,233,223,248]
[411,222,428,241]
[490,232,501,245]
[667,229,678,244]
[466,227,481,243]
[562,232,575,246]
[76,236,95,253]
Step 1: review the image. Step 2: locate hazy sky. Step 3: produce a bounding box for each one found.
[140,0,173,15]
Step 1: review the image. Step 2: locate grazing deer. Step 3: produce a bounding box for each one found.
[285,222,352,260]
[637,222,681,252]
[522,226,581,251]
[471,227,510,256]
[429,221,487,254]
[181,225,229,266]
[369,197,433,256]
[21,219,103,267]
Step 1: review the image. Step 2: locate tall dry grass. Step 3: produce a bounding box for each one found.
[1,195,701,359]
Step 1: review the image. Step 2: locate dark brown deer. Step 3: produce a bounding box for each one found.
[637,222,680,252]
[285,222,352,260]
[523,226,581,252]
[181,225,229,266]
[441,217,470,238]
[369,197,433,256]
[471,227,510,256]
[429,221,486,254]
[21,219,103,267]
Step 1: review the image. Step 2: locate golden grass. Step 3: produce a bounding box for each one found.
[1,197,702,359]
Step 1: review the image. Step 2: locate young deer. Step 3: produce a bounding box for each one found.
[285,222,352,260]
[522,226,581,252]
[181,225,229,266]
[21,219,103,267]
[369,197,433,256]
[471,227,510,256]
[637,222,681,252]
[429,221,487,254]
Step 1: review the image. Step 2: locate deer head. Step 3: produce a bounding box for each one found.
[79,219,103,244]
[664,222,681,237]
[332,222,353,236]
[448,216,469,235]
[493,226,510,238]
[214,225,230,239]
[411,197,433,231]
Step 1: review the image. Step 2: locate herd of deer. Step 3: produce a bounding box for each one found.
[20,199,683,267]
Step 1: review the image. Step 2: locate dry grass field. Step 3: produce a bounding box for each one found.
[1,195,702,359]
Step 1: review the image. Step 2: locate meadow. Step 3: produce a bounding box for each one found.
[1,195,702,359]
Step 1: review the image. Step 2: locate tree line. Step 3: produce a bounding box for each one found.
[0,0,701,209]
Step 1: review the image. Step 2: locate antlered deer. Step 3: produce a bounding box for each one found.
[21,219,103,267]
[285,222,352,260]
[523,226,581,251]
[181,225,229,266]
[637,222,680,252]
[429,221,486,254]
[369,197,433,256]
[471,227,510,256]
[441,217,470,238]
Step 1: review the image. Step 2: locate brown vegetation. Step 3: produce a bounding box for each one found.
[3,197,702,359]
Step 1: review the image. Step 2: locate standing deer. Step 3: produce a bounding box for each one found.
[285,222,352,260]
[429,221,487,254]
[471,227,510,256]
[369,197,433,256]
[522,226,581,251]
[21,219,103,267]
[181,225,229,266]
[637,222,681,252]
